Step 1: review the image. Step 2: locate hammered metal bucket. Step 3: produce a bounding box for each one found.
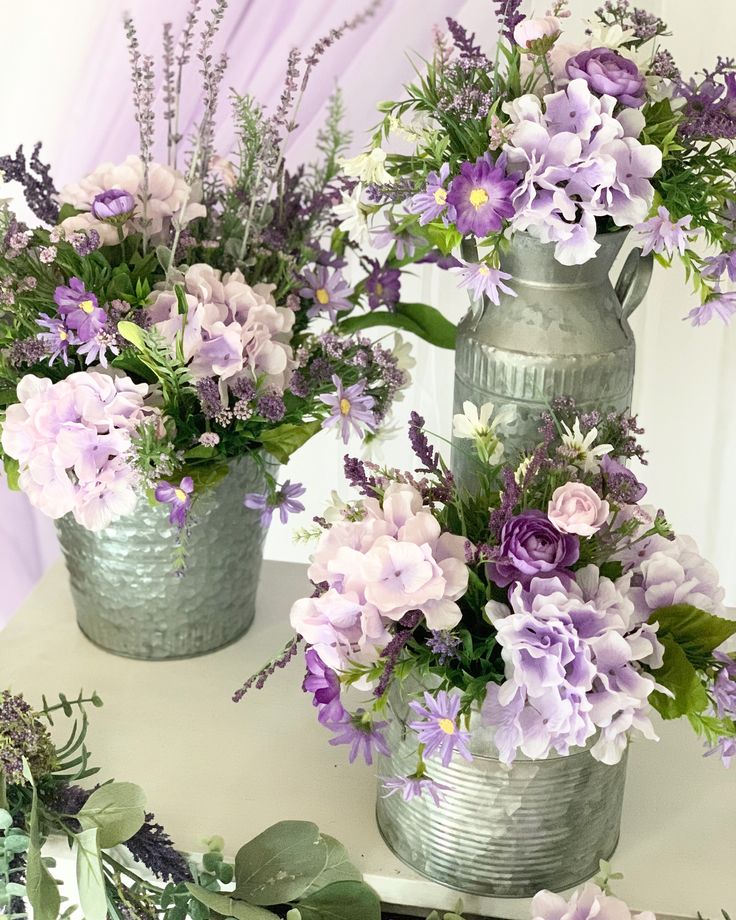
[56,455,272,660]
[375,688,627,898]
[451,231,653,486]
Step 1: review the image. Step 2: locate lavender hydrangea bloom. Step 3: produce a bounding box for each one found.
[566,48,646,107]
[446,157,517,236]
[408,690,473,767]
[486,509,580,588]
[407,163,451,225]
[531,882,656,920]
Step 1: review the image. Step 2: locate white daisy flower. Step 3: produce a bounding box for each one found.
[334,186,371,248]
[560,417,613,473]
[340,147,394,185]
[452,401,516,465]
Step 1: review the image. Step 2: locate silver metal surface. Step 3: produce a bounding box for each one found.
[56,455,273,660]
[451,231,653,485]
[375,687,627,899]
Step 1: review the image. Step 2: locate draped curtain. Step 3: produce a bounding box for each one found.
[1,0,734,626]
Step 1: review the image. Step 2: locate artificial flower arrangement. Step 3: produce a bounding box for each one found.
[268,398,736,801]
[0,688,382,920]
[342,0,736,325]
[0,0,425,540]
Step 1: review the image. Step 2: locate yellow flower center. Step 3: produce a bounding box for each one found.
[438,718,456,735]
[469,187,489,209]
[59,330,68,341]
[434,187,447,205]
[375,282,384,296]
[478,264,491,276]
[174,488,187,502]
[315,288,330,305]
[339,398,352,416]
[79,299,95,314]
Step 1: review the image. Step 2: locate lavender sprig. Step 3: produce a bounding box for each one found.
[0,144,58,225]
[162,22,176,166]
[492,0,525,42]
[376,610,422,697]
[232,635,301,702]
[196,0,230,183]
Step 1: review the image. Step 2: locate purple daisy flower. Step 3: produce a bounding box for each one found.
[326,709,390,765]
[365,262,402,311]
[701,250,736,282]
[77,329,121,368]
[54,277,107,343]
[319,375,377,444]
[91,188,136,222]
[244,480,306,527]
[635,207,699,258]
[451,261,516,304]
[446,157,517,237]
[299,266,354,322]
[381,774,450,806]
[408,690,473,767]
[155,476,194,528]
[407,163,451,226]
[686,290,736,326]
[36,314,76,366]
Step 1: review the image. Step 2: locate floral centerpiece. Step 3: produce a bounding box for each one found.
[0,0,417,659]
[265,398,735,895]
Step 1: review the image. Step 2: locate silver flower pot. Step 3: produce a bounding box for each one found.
[56,455,272,660]
[375,688,628,898]
[451,231,653,485]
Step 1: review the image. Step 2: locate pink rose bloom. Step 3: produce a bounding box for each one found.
[547,482,610,536]
[290,483,469,679]
[148,264,294,392]
[58,155,206,246]
[514,16,561,51]
[1,371,159,531]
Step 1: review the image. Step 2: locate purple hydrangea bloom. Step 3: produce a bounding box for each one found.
[686,290,736,326]
[634,207,699,258]
[299,266,353,321]
[451,260,516,304]
[319,375,376,444]
[365,262,401,310]
[155,476,194,528]
[566,47,646,108]
[382,774,449,806]
[54,277,107,343]
[244,479,306,527]
[487,509,580,588]
[36,314,76,366]
[408,690,473,767]
[407,163,451,225]
[446,157,517,236]
[325,709,390,765]
[91,188,136,222]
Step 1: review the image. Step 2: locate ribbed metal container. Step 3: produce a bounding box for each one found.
[56,455,272,660]
[375,688,627,898]
[451,231,653,486]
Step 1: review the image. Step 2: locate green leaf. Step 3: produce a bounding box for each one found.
[185,884,278,920]
[175,284,189,316]
[0,809,12,831]
[296,880,381,920]
[75,828,107,920]
[184,445,218,461]
[338,303,456,349]
[26,844,60,920]
[234,821,328,906]
[649,604,736,668]
[77,782,146,848]
[302,836,361,897]
[57,203,80,222]
[649,636,709,720]
[2,457,20,491]
[117,320,147,350]
[259,421,321,464]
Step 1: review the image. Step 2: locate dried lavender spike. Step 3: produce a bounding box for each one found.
[162,22,176,166]
[122,14,155,246]
[196,0,230,182]
[0,144,59,225]
[232,635,301,702]
[171,0,203,166]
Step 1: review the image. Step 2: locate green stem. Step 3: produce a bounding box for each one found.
[0,771,7,810]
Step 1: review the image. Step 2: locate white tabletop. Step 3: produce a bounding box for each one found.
[3,560,735,919]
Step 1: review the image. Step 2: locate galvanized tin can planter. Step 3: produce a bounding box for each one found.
[375,687,627,898]
[451,231,653,486]
[56,455,272,660]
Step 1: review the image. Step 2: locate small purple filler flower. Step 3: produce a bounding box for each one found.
[446,157,517,237]
[299,266,354,321]
[54,277,107,342]
[91,188,137,222]
[155,476,194,528]
[244,480,306,527]
[408,690,473,767]
[365,262,402,311]
[319,375,376,444]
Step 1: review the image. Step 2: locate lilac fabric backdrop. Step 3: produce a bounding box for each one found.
[0,0,467,624]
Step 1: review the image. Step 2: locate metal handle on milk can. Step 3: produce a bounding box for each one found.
[615,247,654,321]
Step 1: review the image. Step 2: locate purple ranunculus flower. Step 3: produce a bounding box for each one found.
[486,509,580,588]
[155,476,194,528]
[408,690,473,767]
[54,277,107,343]
[446,157,517,237]
[365,262,402,311]
[566,47,646,108]
[319,374,376,444]
[91,188,137,222]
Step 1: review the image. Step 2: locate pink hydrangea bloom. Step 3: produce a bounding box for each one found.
[148,263,295,393]
[290,483,469,678]
[1,372,159,531]
[58,155,206,246]
[532,881,656,920]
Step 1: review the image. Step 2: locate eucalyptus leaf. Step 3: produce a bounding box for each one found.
[75,828,107,920]
[0,810,11,831]
[259,421,322,464]
[296,880,381,920]
[301,835,361,897]
[234,821,328,906]
[117,320,147,350]
[649,636,709,719]
[185,884,278,920]
[26,843,60,920]
[77,781,146,848]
